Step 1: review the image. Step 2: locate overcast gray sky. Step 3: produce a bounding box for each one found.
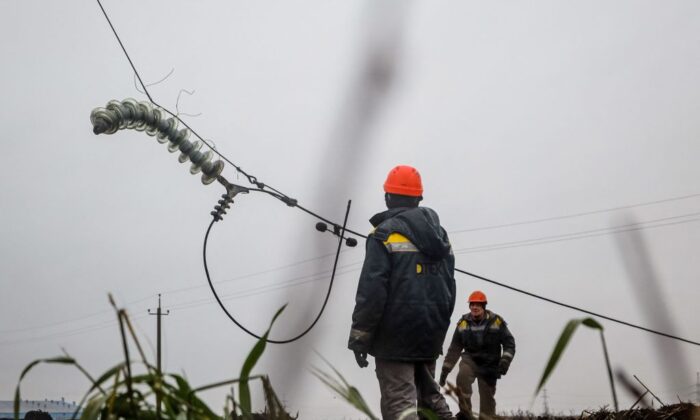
[1,1,700,418]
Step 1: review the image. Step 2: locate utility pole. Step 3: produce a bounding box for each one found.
[542,388,550,416]
[696,372,699,404]
[149,294,170,419]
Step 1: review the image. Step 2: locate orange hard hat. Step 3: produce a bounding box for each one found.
[468,290,487,304]
[383,165,423,197]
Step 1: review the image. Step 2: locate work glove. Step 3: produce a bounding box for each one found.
[498,358,511,376]
[439,370,448,387]
[354,350,369,368]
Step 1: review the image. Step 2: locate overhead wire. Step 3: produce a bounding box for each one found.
[95,0,700,347]
[0,311,152,346]
[0,293,157,334]
[453,211,700,255]
[0,265,365,347]
[449,192,700,234]
[454,266,700,346]
[159,263,363,313]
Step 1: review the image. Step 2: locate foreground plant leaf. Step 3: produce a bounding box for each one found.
[239,304,287,418]
[536,317,603,395]
[14,356,76,420]
[535,316,617,412]
[311,354,379,420]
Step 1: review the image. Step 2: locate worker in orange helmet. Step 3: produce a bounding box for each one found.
[439,291,516,420]
[348,165,456,420]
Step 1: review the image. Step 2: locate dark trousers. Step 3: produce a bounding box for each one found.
[375,358,453,420]
[456,359,497,420]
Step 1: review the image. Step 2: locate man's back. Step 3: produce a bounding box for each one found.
[349,206,456,361]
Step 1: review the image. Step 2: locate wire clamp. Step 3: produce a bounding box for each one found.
[315,222,358,247]
[210,175,250,222]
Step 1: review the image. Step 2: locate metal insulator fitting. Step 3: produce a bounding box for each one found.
[216,199,230,211]
[210,211,224,222]
[211,193,236,222]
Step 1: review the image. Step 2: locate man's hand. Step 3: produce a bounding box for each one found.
[498,358,510,376]
[439,370,448,387]
[354,351,369,368]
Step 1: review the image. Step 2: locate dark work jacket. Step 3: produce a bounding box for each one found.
[348,207,456,361]
[442,310,516,381]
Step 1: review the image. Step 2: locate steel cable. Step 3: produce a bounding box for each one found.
[202,201,351,343]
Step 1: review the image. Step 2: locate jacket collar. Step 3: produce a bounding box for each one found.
[369,207,412,227]
[465,310,492,325]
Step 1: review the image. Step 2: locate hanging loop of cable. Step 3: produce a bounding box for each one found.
[203,198,353,343]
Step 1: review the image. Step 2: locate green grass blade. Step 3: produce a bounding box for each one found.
[89,362,125,392]
[14,356,75,420]
[79,394,108,420]
[70,362,125,418]
[62,349,106,396]
[535,317,606,397]
[191,375,262,395]
[581,317,603,330]
[310,363,378,420]
[239,305,286,418]
[535,319,582,395]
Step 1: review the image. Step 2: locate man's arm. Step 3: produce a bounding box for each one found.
[447,253,456,316]
[498,321,516,375]
[439,321,464,385]
[348,236,391,353]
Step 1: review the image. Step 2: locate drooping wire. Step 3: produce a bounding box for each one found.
[95,0,700,348]
[320,222,700,346]
[454,267,700,346]
[202,200,352,343]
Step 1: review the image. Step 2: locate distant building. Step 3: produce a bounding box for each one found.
[0,398,80,420]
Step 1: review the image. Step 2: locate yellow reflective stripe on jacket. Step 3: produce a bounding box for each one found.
[383,233,419,253]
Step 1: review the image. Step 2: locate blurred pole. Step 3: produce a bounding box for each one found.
[276,0,413,401]
[615,214,690,391]
[616,369,650,409]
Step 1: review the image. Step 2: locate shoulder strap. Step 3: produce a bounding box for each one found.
[372,224,390,241]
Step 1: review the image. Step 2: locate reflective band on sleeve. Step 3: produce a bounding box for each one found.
[416,264,423,274]
[383,233,419,253]
[502,352,514,360]
[350,328,370,341]
[385,242,419,253]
